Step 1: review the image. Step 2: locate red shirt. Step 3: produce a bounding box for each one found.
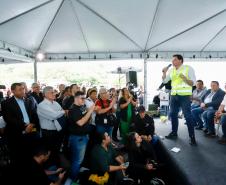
[95,99,112,113]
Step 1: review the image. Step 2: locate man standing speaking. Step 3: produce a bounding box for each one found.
[162,54,197,145]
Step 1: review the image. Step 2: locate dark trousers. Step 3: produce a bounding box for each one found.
[7,132,40,167]
[41,129,62,166]
[202,109,216,133]
[170,95,195,137]
[112,112,120,140]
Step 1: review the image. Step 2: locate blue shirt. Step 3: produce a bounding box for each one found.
[15,97,30,125]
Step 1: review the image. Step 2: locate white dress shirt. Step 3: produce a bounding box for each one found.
[204,91,216,104]
[0,116,6,129]
[37,98,65,131]
[85,97,96,125]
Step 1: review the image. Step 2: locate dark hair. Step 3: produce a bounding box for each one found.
[96,132,107,144]
[89,89,97,96]
[74,91,85,97]
[0,91,3,99]
[196,80,204,85]
[121,87,127,97]
[64,86,70,93]
[109,88,115,92]
[11,83,22,91]
[58,86,70,99]
[70,83,77,91]
[173,54,183,63]
[32,145,50,157]
[211,81,219,86]
[127,132,139,151]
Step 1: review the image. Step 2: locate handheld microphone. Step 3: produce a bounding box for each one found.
[162,64,172,72]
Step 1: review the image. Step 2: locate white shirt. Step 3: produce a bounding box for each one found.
[204,91,216,104]
[163,65,196,85]
[192,87,207,105]
[221,95,226,111]
[85,97,96,125]
[37,98,65,131]
[0,116,6,129]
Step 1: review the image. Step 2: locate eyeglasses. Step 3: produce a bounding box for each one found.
[79,96,86,100]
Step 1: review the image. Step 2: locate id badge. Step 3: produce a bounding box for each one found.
[104,118,108,124]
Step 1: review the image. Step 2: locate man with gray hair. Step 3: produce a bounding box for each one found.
[37,86,67,161]
[29,82,43,109]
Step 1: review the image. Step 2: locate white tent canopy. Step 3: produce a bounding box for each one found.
[1,0,226,107]
[0,0,226,61]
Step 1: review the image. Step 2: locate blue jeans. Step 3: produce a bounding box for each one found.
[69,135,89,181]
[191,107,204,127]
[220,115,226,138]
[170,95,194,137]
[191,104,200,126]
[96,124,113,137]
[151,135,159,145]
[202,109,216,132]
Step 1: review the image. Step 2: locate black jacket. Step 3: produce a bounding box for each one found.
[1,96,39,139]
[201,89,225,110]
[134,114,155,137]
[29,92,44,104]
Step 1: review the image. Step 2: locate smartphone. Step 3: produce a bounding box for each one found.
[123,162,129,168]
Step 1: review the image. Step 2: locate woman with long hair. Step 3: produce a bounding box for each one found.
[118,88,137,144]
[127,132,162,185]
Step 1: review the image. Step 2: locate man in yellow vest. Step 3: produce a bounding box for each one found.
[162,54,197,145]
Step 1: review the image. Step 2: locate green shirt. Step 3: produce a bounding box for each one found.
[91,144,117,176]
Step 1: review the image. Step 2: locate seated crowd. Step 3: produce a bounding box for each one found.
[0,82,166,185]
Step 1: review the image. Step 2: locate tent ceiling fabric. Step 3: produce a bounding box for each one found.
[0,0,226,59]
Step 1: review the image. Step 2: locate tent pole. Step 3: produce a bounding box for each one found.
[34,60,38,82]
[144,58,148,110]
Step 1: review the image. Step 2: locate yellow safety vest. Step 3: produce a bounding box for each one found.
[170,65,192,96]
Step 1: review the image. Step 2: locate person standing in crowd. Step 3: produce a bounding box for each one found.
[37,86,67,164]
[68,91,95,182]
[95,88,116,137]
[85,88,97,127]
[1,83,39,163]
[29,82,44,109]
[56,84,66,99]
[62,84,80,110]
[83,88,98,166]
[162,54,197,145]
[21,82,30,98]
[109,88,120,142]
[118,87,137,144]
[56,86,70,107]
[5,88,12,99]
[81,86,86,95]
